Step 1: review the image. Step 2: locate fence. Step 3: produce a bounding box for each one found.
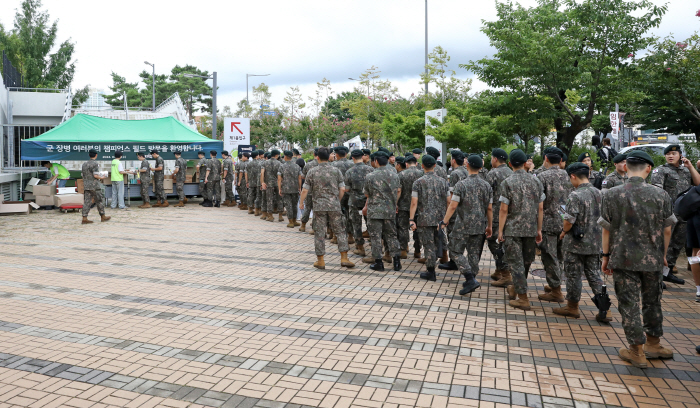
[2,51,23,89]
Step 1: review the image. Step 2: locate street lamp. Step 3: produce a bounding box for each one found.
[349,78,371,148]
[246,73,270,106]
[144,61,155,111]
[183,72,217,139]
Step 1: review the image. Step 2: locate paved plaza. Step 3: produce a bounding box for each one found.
[0,204,698,408]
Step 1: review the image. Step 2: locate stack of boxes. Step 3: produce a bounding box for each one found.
[32,184,83,208]
[33,184,57,207]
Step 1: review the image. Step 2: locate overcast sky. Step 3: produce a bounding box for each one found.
[1,0,698,113]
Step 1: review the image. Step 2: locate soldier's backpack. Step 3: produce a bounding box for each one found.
[674,186,700,221]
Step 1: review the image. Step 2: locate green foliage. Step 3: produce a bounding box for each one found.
[170,65,213,119]
[104,72,142,107]
[72,84,90,106]
[382,113,425,152]
[567,144,602,171]
[323,92,360,121]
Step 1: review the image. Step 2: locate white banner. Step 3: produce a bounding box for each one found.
[425,109,447,161]
[610,112,620,143]
[224,118,250,154]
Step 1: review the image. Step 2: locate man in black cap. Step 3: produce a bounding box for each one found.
[261,149,283,221]
[578,152,604,189]
[599,150,676,368]
[396,155,422,259]
[205,150,221,207]
[345,149,375,256]
[333,147,355,244]
[221,151,235,207]
[651,144,700,277]
[150,150,168,207]
[498,149,545,311]
[439,151,469,271]
[293,148,303,164]
[196,150,210,206]
[172,150,188,207]
[137,152,152,208]
[299,148,320,232]
[602,154,628,191]
[560,152,568,170]
[487,148,514,284]
[425,146,448,182]
[81,149,110,224]
[362,148,371,165]
[236,153,250,210]
[412,148,422,162]
[278,150,303,227]
[245,150,261,214]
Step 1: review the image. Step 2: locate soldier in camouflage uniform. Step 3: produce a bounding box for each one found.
[332,147,354,244]
[599,150,676,368]
[425,147,448,181]
[299,147,355,269]
[299,149,319,232]
[498,149,545,311]
[278,150,303,228]
[650,144,700,280]
[441,155,492,295]
[261,150,282,221]
[172,150,188,207]
[237,153,250,210]
[487,149,513,284]
[602,154,628,191]
[362,151,402,271]
[221,151,235,206]
[258,152,269,216]
[205,151,221,207]
[410,155,451,281]
[579,152,604,189]
[439,151,469,271]
[245,151,261,214]
[151,150,168,207]
[196,151,210,206]
[553,162,608,321]
[81,149,110,223]
[344,150,374,256]
[535,148,572,303]
[478,166,489,181]
[137,152,152,208]
[397,155,422,258]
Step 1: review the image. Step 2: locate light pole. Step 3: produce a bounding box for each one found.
[425,0,429,95]
[246,73,270,107]
[349,77,371,148]
[184,72,217,139]
[144,61,155,111]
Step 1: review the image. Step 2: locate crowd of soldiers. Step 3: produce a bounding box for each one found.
[78,142,700,368]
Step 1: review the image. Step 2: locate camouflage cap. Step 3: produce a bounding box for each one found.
[566,162,590,176]
[613,153,627,164]
[664,144,681,155]
[626,150,654,166]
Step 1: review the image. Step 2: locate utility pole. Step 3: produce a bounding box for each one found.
[425,0,429,95]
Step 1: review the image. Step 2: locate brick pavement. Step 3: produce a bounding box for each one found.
[0,204,698,408]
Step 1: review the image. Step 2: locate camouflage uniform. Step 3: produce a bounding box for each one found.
[222,156,235,202]
[300,159,318,224]
[650,163,692,270]
[589,169,604,189]
[174,157,187,201]
[197,157,209,201]
[263,158,281,213]
[478,167,489,181]
[363,166,401,258]
[533,165,547,176]
[279,160,302,219]
[598,177,676,345]
[303,163,348,255]
[81,160,105,217]
[602,171,627,191]
[537,166,573,289]
[412,172,450,269]
[334,158,354,232]
[139,158,151,203]
[153,156,166,203]
[245,158,261,209]
[434,164,448,181]
[207,158,221,203]
[345,162,374,246]
[561,183,603,302]
[485,164,513,271]
[450,174,492,279]
[397,166,423,251]
[446,166,470,244]
[237,160,248,205]
[500,169,545,294]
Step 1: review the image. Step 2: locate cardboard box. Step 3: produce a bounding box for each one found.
[152,178,174,192]
[0,201,37,215]
[53,194,84,207]
[33,185,56,196]
[76,179,84,194]
[26,178,42,192]
[23,193,35,201]
[36,196,55,207]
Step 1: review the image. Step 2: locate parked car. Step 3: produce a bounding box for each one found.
[619,143,685,157]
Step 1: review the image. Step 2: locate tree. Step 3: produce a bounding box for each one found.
[323,91,360,121]
[234,98,253,118]
[170,65,213,119]
[464,0,666,153]
[251,82,271,118]
[420,46,472,107]
[138,70,171,109]
[72,84,90,106]
[283,86,305,122]
[308,78,333,116]
[382,113,425,152]
[103,72,142,107]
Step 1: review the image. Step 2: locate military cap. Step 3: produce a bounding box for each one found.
[561,152,568,162]
[421,154,436,166]
[546,147,563,158]
[197,150,205,155]
[451,151,464,160]
[626,150,654,166]
[426,146,440,158]
[526,154,534,160]
[174,150,182,155]
[221,150,228,156]
[150,149,159,154]
[468,154,483,169]
[250,151,259,158]
[404,151,411,157]
[509,149,527,165]
[369,153,375,160]
[664,144,681,155]
[292,148,300,155]
[137,151,146,157]
[362,148,371,156]
[264,152,271,159]
[395,156,405,164]
[388,151,395,157]
[351,149,364,158]
[405,155,417,163]
[412,148,423,154]
[314,147,319,155]
[257,149,264,155]
[492,148,508,161]
[578,152,591,162]
[89,149,98,155]
[210,150,217,156]
[613,153,627,164]
[270,149,280,156]
[242,152,250,158]
[284,150,293,157]
[374,151,389,158]
[436,160,444,167]
[566,162,590,176]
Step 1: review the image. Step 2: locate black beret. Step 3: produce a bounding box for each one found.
[578,152,591,162]
[404,152,411,157]
[426,146,440,158]
[150,149,159,154]
[369,153,375,160]
[566,162,590,176]
[250,151,259,158]
[89,149,98,155]
[664,144,681,155]
[243,152,250,158]
[375,151,389,158]
[351,149,364,158]
[436,160,444,167]
[561,153,568,162]
[509,149,527,165]
[292,148,300,155]
[613,153,627,164]
[221,150,228,156]
[405,155,417,163]
[257,149,264,155]
[451,151,464,160]
[468,154,483,169]
[388,151,395,157]
[491,148,508,161]
[626,150,654,166]
[210,150,217,156]
[412,148,423,154]
[264,152,271,158]
[314,147,319,155]
[137,152,145,157]
[284,150,293,157]
[271,149,280,156]
[362,148,371,155]
[198,150,206,155]
[421,155,436,166]
[174,150,182,155]
[545,147,563,159]
[526,154,534,160]
[395,156,405,164]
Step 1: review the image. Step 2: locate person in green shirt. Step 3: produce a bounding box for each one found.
[110,151,134,209]
[42,161,71,187]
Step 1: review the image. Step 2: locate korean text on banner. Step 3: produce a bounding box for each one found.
[610,112,620,143]
[224,118,250,154]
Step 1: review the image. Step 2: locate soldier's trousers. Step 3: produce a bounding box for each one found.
[368,218,400,259]
[397,210,411,251]
[82,189,105,217]
[450,234,486,279]
[313,211,348,256]
[224,178,235,202]
[238,182,247,204]
[140,181,150,203]
[301,194,313,224]
[540,233,562,288]
[564,252,603,302]
[613,269,663,345]
[487,221,508,271]
[176,180,185,201]
[283,193,299,219]
[265,186,279,213]
[666,221,686,268]
[260,188,267,211]
[417,226,440,269]
[154,178,166,203]
[349,206,365,246]
[504,236,537,295]
[247,185,259,208]
[199,180,209,201]
[207,180,221,203]
[341,194,350,235]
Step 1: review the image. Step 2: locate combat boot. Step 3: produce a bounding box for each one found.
[227,201,236,207]
[362,230,370,239]
[214,201,220,207]
[439,259,458,271]
[240,204,248,210]
[490,269,503,280]
[299,222,307,232]
[370,259,385,271]
[382,251,392,263]
[417,258,426,264]
[100,214,111,222]
[174,201,185,207]
[507,285,517,300]
[414,250,421,259]
[347,234,355,244]
[248,208,255,214]
[362,256,374,264]
[491,270,512,287]
[278,213,284,222]
[152,202,162,207]
[340,252,355,268]
[393,255,402,271]
[202,200,213,207]
[400,250,408,259]
[553,300,580,318]
[313,256,325,270]
[161,200,169,208]
[509,293,531,311]
[538,286,565,302]
[460,275,480,295]
[222,200,231,206]
[544,285,553,293]
[308,229,314,235]
[293,219,300,227]
[353,244,366,256]
[331,235,338,245]
[254,208,261,216]
[183,198,188,204]
[266,214,274,222]
[138,203,151,209]
[596,311,612,323]
[260,211,268,219]
[82,217,93,224]
[287,219,295,228]
[420,267,437,281]
[619,345,648,368]
[644,336,673,359]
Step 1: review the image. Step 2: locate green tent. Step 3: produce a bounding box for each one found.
[21,114,223,160]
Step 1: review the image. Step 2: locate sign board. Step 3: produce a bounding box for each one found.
[237,145,256,155]
[425,109,447,161]
[263,111,276,116]
[224,118,250,154]
[610,112,620,143]
[20,141,223,161]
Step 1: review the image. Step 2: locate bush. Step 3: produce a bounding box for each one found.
[568,144,602,171]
